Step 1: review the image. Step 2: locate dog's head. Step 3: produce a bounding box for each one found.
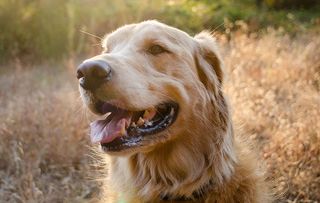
[77,20,229,155]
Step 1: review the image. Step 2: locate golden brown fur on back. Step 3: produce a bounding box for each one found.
[79,20,272,203]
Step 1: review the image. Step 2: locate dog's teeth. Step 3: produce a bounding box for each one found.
[120,125,127,136]
[137,117,145,126]
[125,120,129,128]
[170,107,174,116]
[97,112,111,120]
[131,122,137,128]
[143,110,149,119]
[145,120,153,126]
[143,107,157,120]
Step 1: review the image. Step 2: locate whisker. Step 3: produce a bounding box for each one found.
[80,29,103,41]
[209,22,225,38]
[212,22,225,33]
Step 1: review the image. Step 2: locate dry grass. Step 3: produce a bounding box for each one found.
[0,65,101,202]
[223,30,320,202]
[0,30,319,202]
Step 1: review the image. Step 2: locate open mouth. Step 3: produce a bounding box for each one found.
[90,101,179,152]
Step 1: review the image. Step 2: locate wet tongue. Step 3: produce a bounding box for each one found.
[90,110,131,144]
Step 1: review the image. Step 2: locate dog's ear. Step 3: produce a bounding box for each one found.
[194,32,229,128]
[194,31,224,89]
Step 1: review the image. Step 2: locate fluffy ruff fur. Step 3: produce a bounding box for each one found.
[79,20,272,203]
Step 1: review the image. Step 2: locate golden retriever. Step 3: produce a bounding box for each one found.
[77,20,271,203]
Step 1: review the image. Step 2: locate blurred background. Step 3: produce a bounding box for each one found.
[1,0,320,63]
[0,0,319,202]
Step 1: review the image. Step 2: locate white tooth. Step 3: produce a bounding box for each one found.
[145,120,153,126]
[137,117,145,126]
[97,112,111,120]
[125,120,130,129]
[170,108,174,116]
[143,107,156,120]
[131,122,137,128]
[105,112,112,120]
[143,110,149,119]
[120,124,127,136]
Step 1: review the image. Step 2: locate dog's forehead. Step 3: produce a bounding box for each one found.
[102,24,136,49]
[103,21,193,49]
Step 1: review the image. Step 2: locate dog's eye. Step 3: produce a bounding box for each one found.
[147,45,167,55]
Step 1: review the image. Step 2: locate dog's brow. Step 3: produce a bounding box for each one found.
[144,38,166,46]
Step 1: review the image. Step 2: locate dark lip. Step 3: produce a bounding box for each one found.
[97,102,179,152]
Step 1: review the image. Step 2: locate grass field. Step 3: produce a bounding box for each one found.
[0,29,319,202]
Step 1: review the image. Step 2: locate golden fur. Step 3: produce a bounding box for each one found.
[80,20,271,203]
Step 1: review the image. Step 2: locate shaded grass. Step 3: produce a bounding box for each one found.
[0,65,101,202]
[0,30,319,202]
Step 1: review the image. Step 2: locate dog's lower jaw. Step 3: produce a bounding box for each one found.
[107,126,238,202]
[106,129,271,203]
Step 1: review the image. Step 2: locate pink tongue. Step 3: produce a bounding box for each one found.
[90,112,131,144]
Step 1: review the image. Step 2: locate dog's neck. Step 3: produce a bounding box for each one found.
[160,178,215,201]
[110,123,237,202]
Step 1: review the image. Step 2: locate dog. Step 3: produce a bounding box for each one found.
[77,20,271,203]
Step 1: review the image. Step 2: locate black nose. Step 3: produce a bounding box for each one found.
[76,60,112,91]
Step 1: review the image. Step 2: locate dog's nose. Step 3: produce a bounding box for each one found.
[76,60,112,91]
